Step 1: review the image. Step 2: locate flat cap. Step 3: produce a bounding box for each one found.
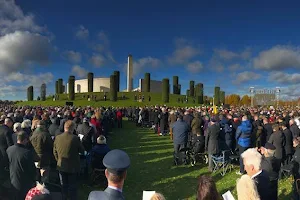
[103,149,130,175]
[264,142,276,150]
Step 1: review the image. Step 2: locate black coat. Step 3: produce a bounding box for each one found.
[48,124,59,137]
[183,114,194,128]
[0,125,14,169]
[6,144,36,196]
[261,156,280,181]
[76,123,94,152]
[292,146,300,179]
[268,131,285,160]
[263,123,273,142]
[253,170,271,200]
[205,123,220,154]
[290,124,300,139]
[283,128,293,155]
[160,112,169,132]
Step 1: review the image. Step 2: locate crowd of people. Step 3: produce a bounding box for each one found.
[1,103,300,199]
[131,105,300,200]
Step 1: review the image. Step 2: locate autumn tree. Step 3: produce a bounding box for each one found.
[240,95,251,106]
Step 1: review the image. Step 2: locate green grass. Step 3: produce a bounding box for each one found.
[17,92,205,107]
[79,120,293,200]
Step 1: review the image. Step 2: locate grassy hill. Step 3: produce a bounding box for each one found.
[17,92,206,107]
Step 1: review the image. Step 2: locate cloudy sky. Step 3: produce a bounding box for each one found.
[1,0,300,100]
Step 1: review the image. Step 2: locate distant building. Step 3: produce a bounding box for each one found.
[134,79,170,93]
[66,77,110,93]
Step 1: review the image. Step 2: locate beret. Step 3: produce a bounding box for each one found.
[103,149,130,175]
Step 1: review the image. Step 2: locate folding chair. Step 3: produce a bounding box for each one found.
[211,150,232,176]
[280,164,293,179]
[90,151,107,186]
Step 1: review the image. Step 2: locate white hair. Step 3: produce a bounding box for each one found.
[237,175,260,200]
[21,119,32,129]
[241,148,262,171]
[13,122,22,133]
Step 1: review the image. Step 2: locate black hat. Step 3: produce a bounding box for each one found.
[264,142,276,150]
[211,117,217,122]
[103,149,130,175]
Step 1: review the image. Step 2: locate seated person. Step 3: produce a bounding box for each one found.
[89,135,110,169]
[192,132,205,153]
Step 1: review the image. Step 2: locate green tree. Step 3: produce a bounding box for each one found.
[27,86,34,101]
[68,76,75,100]
[88,72,94,93]
[144,73,150,92]
[58,78,63,94]
[113,71,120,92]
[173,76,179,94]
[162,78,170,103]
[190,81,195,96]
[214,87,220,106]
[110,75,117,101]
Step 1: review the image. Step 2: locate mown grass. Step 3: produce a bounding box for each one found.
[17,92,205,107]
[79,120,293,200]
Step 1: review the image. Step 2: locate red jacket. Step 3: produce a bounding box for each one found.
[117,111,122,120]
[91,118,101,137]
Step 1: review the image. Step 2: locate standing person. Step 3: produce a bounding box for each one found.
[168,110,177,140]
[77,118,95,152]
[183,111,193,129]
[260,143,280,200]
[205,117,220,172]
[191,112,203,136]
[292,137,300,200]
[30,120,54,176]
[263,118,273,142]
[241,148,271,200]
[236,115,252,175]
[252,115,263,147]
[7,132,36,200]
[159,108,168,136]
[268,124,285,165]
[116,109,123,128]
[0,118,14,172]
[290,119,300,139]
[281,123,293,165]
[172,114,189,152]
[53,120,85,200]
[88,149,130,200]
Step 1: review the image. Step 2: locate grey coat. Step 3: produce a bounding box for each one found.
[205,123,220,154]
[88,187,125,200]
[268,131,285,160]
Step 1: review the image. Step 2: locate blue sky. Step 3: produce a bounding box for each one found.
[1,0,300,100]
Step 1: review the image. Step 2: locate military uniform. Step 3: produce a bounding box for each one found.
[88,149,130,200]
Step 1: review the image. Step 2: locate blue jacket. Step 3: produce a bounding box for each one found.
[172,120,189,145]
[236,120,252,147]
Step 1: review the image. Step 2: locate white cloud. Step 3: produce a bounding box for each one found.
[89,54,106,67]
[98,30,109,45]
[71,65,88,78]
[4,72,53,86]
[253,45,300,70]
[233,71,261,84]
[75,25,89,40]
[209,58,225,73]
[0,31,51,74]
[62,50,82,63]
[229,64,242,71]
[122,56,161,77]
[133,57,161,76]
[167,38,200,65]
[187,61,203,73]
[268,71,300,85]
[0,0,53,99]
[214,48,251,61]
[0,0,45,35]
